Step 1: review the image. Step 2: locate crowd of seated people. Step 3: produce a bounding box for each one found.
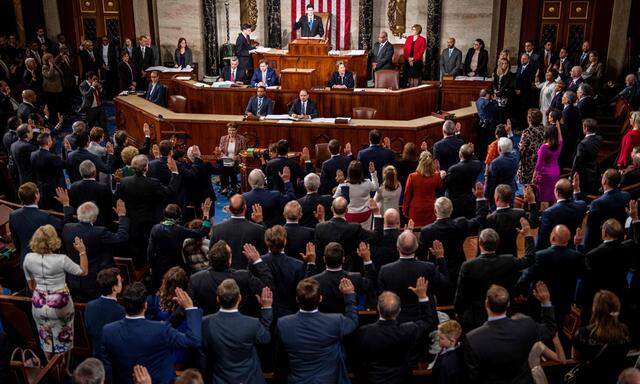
[1,28,640,384]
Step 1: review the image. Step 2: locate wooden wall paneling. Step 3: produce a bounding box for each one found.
[496,0,508,55]
[590,0,614,60]
[120,0,137,42]
[519,0,541,48]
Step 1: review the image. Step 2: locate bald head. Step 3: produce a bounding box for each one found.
[229,194,246,216]
[383,208,400,228]
[332,197,348,216]
[397,230,418,256]
[284,200,302,222]
[550,225,570,246]
[22,89,36,103]
[377,291,401,320]
[554,178,573,200]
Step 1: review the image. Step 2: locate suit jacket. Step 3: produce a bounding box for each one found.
[319,154,353,195]
[69,178,114,227]
[492,72,515,104]
[276,293,358,384]
[515,63,535,92]
[84,297,125,356]
[328,71,355,88]
[147,156,172,186]
[201,309,272,384]
[78,80,102,112]
[313,266,376,314]
[118,61,135,91]
[584,189,631,251]
[210,218,266,269]
[315,217,380,271]
[245,95,274,116]
[265,156,306,194]
[173,47,193,68]
[30,148,65,208]
[371,221,400,268]
[454,236,535,330]
[371,41,394,70]
[464,306,556,384]
[378,257,448,323]
[22,69,42,93]
[294,15,325,37]
[463,48,489,77]
[433,136,465,174]
[250,67,278,87]
[571,134,602,195]
[485,152,519,201]
[549,90,564,111]
[132,45,154,76]
[116,173,181,226]
[100,308,203,384]
[96,44,118,71]
[190,263,273,316]
[536,198,587,249]
[10,139,37,185]
[576,95,595,119]
[288,99,319,118]
[243,183,296,227]
[145,82,166,106]
[66,148,113,183]
[79,50,99,76]
[235,33,253,69]
[485,206,539,256]
[261,252,312,317]
[440,47,463,77]
[297,192,333,228]
[9,205,74,260]
[220,65,248,84]
[566,76,584,92]
[555,57,572,80]
[284,223,314,258]
[443,159,483,217]
[358,300,436,384]
[539,50,558,72]
[357,144,396,180]
[16,101,36,122]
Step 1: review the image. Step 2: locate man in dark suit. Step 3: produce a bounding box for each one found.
[454,223,535,330]
[250,60,278,87]
[439,37,463,78]
[132,35,154,88]
[433,120,465,173]
[566,66,584,92]
[147,140,173,185]
[549,80,565,112]
[201,279,272,384]
[536,178,587,250]
[583,169,631,251]
[16,90,38,123]
[276,277,357,383]
[486,184,539,256]
[144,71,166,107]
[9,183,73,260]
[264,139,305,194]
[560,90,581,168]
[358,278,437,384]
[84,268,126,356]
[283,201,315,258]
[10,124,36,185]
[297,173,333,227]
[576,41,591,70]
[210,194,267,269]
[539,40,557,73]
[0,81,19,126]
[319,139,353,195]
[521,41,541,73]
[288,89,318,119]
[218,56,249,84]
[245,85,274,117]
[96,36,118,98]
[62,200,129,302]
[515,53,535,126]
[30,132,64,210]
[66,133,114,183]
[554,48,572,83]
[370,31,394,72]
[576,83,595,120]
[442,143,483,218]
[571,118,602,195]
[357,129,396,180]
[294,4,324,37]
[485,138,519,204]
[378,230,448,323]
[312,242,377,313]
[371,208,402,268]
[78,71,106,129]
[244,168,296,227]
[100,283,202,384]
[69,160,114,227]
[464,284,556,383]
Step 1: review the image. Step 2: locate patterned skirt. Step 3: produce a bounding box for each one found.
[31,288,75,353]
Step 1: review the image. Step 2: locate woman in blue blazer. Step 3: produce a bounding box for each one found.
[328,62,355,88]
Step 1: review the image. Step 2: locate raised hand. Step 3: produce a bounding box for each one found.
[167,155,178,173]
[339,277,355,295]
[73,236,86,254]
[517,217,531,237]
[201,197,212,220]
[573,227,584,246]
[151,144,160,158]
[420,141,428,151]
[532,281,551,306]
[279,166,291,183]
[344,142,352,155]
[524,185,536,204]
[368,161,376,175]
[356,242,371,262]
[301,147,310,162]
[142,123,151,137]
[173,287,194,309]
[627,199,638,221]
[251,204,263,223]
[257,287,273,309]
[572,173,580,192]
[242,243,261,263]
[474,182,485,199]
[114,199,126,216]
[314,204,325,223]
[133,365,152,384]
[368,198,380,215]
[213,146,223,158]
[300,242,316,264]
[54,187,70,207]
[405,219,415,231]
[105,141,114,155]
[429,240,445,259]
[383,137,391,149]
[335,169,345,184]
[408,276,428,300]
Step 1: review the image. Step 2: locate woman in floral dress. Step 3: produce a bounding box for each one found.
[517,109,545,186]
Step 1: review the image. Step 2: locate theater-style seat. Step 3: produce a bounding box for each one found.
[352,107,377,119]
[392,43,405,67]
[168,95,187,113]
[375,69,400,90]
[314,143,330,169]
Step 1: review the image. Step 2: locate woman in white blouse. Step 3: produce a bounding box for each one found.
[218,122,247,195]
[334,160,378,229]
[23,225,87,360]
[536,69,558,126]
[374,165,402,214]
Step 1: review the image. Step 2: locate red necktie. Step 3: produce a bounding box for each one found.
[230,69,235,82]
[94,87,101,107]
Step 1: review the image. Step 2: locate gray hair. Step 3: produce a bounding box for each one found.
[564,90,577,103]
[77,202,99,223]
[131,155,149,174]
[79,160,96,179]
[24,57,36,66]
[478,228,500,252]
[442,120,455,136]
[72,357,105,384]
[304,173,320,192]
[578,83,593,96]
[396,230,418,256]
[72,121,86,134]
[571,65,583,75]
[284,200,302,221]
[434,197,453,219]
[383,208,400,227]
[248,169,266,189]
[377,291,401,320]
[498,137,513,154]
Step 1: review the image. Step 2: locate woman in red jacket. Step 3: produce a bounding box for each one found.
[402,150,441,227]
[617,111,640,169]
[403,24,427,88]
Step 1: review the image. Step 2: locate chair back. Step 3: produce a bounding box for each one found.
[375,70,400,89]
[168,95,187,113]
[392,43,405,66]
[315,12,332,40]
[352,107,377,119]
[314,143,330,169]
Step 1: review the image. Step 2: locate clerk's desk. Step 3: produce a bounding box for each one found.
[114,95,478,156]
[171,79,438,119]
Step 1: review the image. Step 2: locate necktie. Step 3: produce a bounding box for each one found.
[262,71,266,84]
[302,102,306,115]
[93,87,101,107]
[340,75,344,84]
[545,52,549,67]
[257,97,263,112]
[142,47,145,58]
[308,17,313,30]
[231,69,235,82]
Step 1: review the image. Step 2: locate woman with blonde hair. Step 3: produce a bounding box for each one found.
[374,165,402,213]
[402,150,442,226]
[23,225,88,360]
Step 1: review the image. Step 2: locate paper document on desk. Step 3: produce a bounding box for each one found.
[193,82,209,88]
[212,81,235,88]
[347,50,366,55]
[311,118,336,123]
[146,66,192,73]
[176,76,192,81]
[328,50,340,55]
[253,46,272,53]
[265,114,295,120]
[454,76,488,81]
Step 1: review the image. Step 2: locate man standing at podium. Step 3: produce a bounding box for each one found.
[289,89,318,119]
[295,4,324,38]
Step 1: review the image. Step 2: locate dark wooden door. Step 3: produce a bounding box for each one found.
[59,0,135,48]
[539,1,594,52]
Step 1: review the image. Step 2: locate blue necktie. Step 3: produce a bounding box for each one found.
[257,98,263,112]
[308,18,313,30]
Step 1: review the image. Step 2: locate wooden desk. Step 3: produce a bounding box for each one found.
[440,79,493,110]
[280,68,316,90]
[114,95,478,157]
[171,79,438,119]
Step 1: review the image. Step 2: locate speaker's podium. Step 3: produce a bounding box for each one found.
[280,38,327,90]
[288,38,330,56]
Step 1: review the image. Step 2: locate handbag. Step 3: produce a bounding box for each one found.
[10,347,42,368]
[563,344,607,384]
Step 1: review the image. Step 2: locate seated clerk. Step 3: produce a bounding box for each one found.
[250,60,278,88]
[288,89,318,119]
[144,70,166,107]
[217,56,248,84]
[328,62,355,89]
[245,85,274,117]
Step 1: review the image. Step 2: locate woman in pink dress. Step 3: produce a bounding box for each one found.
[533,118,563,203]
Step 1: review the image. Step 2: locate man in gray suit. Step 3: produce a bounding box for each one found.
[201,279,273,384]
[439,37,463,79]
[371,31,394,72]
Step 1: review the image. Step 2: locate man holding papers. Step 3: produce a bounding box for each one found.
[245,86,274,117]
[289,89,318,119]
[218,57,248,84]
